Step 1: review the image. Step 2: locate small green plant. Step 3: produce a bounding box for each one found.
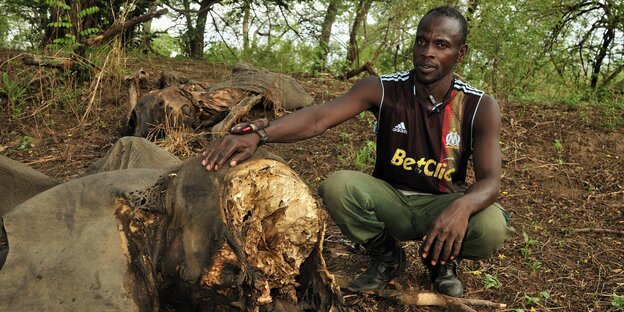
[612,293,624,310]
[0,72,27,107]
[483,273,501,289]
[530,260,541,272]
[18,136,31,150]
[357,111,376,129]
[524,291,551,308]
[520,230,537,258]
[539,290,551,304]
[355,140,376,171]
[553,139,564,164]
[337,143,355,166]
[337,131,352,141]
[553,139,562,152]
[524,294,540,306]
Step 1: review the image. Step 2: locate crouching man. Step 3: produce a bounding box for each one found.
[202,6,514,297]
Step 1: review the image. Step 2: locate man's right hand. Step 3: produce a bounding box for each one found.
[202,133,261,171]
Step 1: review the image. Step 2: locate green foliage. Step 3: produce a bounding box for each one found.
[355,140,376,172]
[45,0,101,50]
[79,27,100,37]
[77,6,99,18]
[204,42,240,65]
[18,136,31,150]
[523,290,551,308]
[612,293,624,310]
[152,33,183,57]
[2,0,621,107]
[45,0,70,10]
[483,273,501,289]
[553,139,563,153]
[0,72,28,108]
[524,294,540,307]
[553,138,564,164]
[520,230,537,259]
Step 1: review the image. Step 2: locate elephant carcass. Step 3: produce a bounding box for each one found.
[126,64,313,139]
[127,87,199,138]
[0,139,342,311]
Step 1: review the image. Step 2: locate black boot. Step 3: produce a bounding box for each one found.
[347,231,406,291]
[426,260,464,297]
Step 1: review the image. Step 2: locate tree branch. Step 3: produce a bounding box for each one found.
[208,10,238,59]
[76,8,169,54]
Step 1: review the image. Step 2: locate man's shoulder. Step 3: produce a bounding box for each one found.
[453,79,485,97]
[380,70,411,82]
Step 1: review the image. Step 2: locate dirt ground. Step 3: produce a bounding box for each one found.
[1,51,623,311]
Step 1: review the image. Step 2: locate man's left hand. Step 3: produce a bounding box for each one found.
[420,203,470,265]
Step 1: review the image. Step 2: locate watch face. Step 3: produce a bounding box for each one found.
[256,129,268,143]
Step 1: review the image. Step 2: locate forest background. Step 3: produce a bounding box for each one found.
[1,0,623,100]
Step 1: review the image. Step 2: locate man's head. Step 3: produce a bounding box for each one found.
[412,7,468,85]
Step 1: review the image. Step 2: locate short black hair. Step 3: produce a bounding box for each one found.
[421,6,468,45]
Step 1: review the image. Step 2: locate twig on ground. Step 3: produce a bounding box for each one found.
[375,289,507,311]
[26,156,61,165]
[573,228,624,236]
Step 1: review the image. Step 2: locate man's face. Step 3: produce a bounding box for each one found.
[412,15,467,85]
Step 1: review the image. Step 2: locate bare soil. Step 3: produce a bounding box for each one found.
[1,51,623,311]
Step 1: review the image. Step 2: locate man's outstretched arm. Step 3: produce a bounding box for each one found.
[202,76,382,171]
[421,95,502,265]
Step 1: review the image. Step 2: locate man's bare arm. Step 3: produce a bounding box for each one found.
[421,95,502,265]
[202,76,382,170]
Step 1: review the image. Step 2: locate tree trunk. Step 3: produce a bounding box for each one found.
[141,3,158,53]
[242,0,251,52]
[181,0,194,56]
[316,0,341,72]
[590,26,614,88]
[190,0,214,58]
[346,0,374,68]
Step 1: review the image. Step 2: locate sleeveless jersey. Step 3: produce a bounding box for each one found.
[372,70,485,194]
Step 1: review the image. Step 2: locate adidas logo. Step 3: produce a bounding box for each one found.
[392,122,407,134]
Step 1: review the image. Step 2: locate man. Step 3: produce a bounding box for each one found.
[202,6,513,297]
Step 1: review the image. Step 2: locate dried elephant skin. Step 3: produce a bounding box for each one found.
[0,156,60,217]
[0,169,166,312]
[208,62,314,110]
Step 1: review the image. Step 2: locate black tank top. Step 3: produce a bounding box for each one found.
[372,70,484,194]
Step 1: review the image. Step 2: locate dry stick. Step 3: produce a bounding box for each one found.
[376,289,507,311]
[80,51,111,123]
[76,8,169,54]
[211,95,263,136]
[21,54,75,70]
[574,228,624,236]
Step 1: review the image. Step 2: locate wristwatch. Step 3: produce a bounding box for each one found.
[255,128,268,145]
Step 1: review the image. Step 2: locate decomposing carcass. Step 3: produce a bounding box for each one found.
[125,63,314,138]
[0,137,342,311]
